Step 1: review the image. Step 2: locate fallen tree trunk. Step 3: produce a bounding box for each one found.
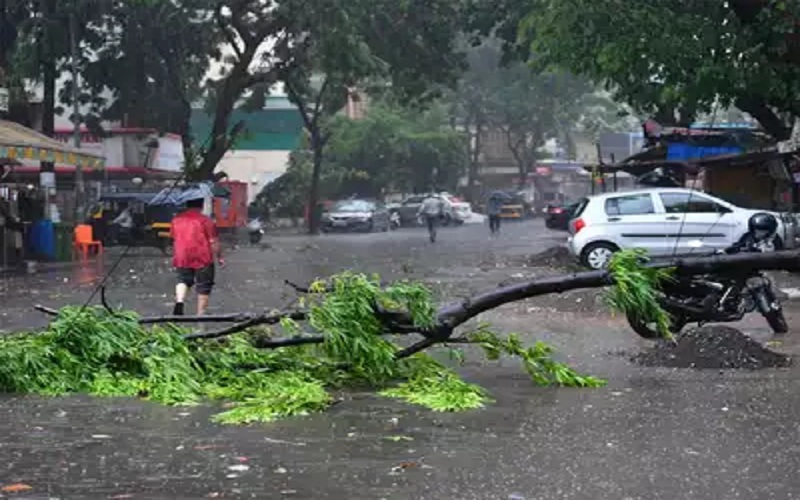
[437,249,800,331]
[32,249,800,357]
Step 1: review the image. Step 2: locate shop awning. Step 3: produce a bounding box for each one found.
[0,119,104,169]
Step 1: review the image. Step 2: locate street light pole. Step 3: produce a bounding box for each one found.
[70,10,84,218]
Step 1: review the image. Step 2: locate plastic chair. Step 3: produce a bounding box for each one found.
[73,224,103,260]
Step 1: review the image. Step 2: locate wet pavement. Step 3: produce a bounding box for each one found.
[2,221,800,499]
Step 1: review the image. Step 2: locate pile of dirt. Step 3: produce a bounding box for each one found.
[526,246,578,270]
[633,325,792,370]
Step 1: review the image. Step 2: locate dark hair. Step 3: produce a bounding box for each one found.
[186,198,205,209]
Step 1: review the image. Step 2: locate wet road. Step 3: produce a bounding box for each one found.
[2,221,800,499]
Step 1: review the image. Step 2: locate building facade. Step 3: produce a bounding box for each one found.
[190,96,305,204]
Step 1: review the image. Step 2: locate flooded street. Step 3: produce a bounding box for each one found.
[2,221,800,499]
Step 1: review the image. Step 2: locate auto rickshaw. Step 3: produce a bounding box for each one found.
[98,192,180,254]
[499,192,528,220]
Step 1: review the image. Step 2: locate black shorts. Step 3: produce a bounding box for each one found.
[176,265,215,295]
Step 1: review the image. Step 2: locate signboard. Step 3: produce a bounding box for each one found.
[152,135,184,172]
[40,171,55,188]
[53,131,104,159]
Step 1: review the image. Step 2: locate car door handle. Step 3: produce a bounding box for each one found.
[666,216,680,221]
[607,217,621,222]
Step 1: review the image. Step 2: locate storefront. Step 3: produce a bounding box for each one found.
[0,120,104,270]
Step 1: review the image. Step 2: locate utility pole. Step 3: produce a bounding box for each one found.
[70,10,84,217]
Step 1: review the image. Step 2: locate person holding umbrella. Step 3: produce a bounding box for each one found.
[486,190,512,235]
[169,193,224,316]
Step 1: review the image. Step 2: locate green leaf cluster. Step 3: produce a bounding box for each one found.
[605,249,675,339]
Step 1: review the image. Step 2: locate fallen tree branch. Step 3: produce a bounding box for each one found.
[32,249,800,357]
[183,311,309,340]
[395,338,438,359]
[252,335,325,348]
[33,305,303,326]
[436,249,800,332]
[140,313,262,324]
[34,305,59,316]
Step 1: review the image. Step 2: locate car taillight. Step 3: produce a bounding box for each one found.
[553,208,563,214]
[573,218,586,233]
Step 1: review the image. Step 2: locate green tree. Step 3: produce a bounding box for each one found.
[255,101,465,217]
[65,0,306,179]
[482,54,593,186]
[508,0,800,138]
[276,0,466,233]
[326,102,465,196]
[445,42,502,201]
[253,149,313,220]
[76,0,216,153]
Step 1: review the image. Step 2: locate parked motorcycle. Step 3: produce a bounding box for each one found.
[627,213,789,339]
[247,218,265,244]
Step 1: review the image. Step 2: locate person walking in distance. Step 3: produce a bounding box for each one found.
[486,191,511,235]
[170,196,224,316]
[417,193,445,243]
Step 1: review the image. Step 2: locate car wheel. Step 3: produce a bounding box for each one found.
[580,242,619,270]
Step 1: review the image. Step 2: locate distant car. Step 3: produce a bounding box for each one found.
[544,200,578,230]
[568,188,791,270]
[392,193,471,227]
[321,199,392,233]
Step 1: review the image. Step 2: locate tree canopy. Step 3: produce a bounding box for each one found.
[445,41,632,190]
[253,101,465,218]
[474,0,800,139]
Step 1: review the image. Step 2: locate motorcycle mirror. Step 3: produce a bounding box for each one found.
[687,239,704,248]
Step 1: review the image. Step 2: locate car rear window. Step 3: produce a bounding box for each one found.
[572,198,590,218]
[605,194,655,216]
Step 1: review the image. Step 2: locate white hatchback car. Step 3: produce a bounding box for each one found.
[567,188,792,269]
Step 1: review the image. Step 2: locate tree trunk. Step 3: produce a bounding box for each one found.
[307,130,323,234]
[468,120,483,202]
[192,47,258,181]
[438,249,800,329]
[735,96,792,141]
[39,0,56,178]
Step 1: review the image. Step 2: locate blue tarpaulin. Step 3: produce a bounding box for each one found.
[666,143,743,161]
[148,183,228,206]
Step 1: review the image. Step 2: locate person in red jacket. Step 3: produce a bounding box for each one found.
[170,197,224,316]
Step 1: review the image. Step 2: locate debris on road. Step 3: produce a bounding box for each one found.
[383,435,414,442]
[525,246,577,270]
[1,483,33,493]
[633,325,792,369]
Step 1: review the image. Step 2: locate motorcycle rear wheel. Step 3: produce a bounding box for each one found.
[764,310,789,334]
[754,288,789,334]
